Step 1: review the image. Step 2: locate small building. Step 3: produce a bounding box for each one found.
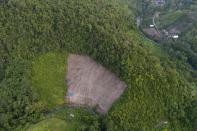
[150,24,155,28]
[172,35,179,39]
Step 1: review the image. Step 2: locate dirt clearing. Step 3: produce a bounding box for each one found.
[143,28,162,38]
[65,54,126,114]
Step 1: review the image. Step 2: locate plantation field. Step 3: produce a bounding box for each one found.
[31,52,68,109]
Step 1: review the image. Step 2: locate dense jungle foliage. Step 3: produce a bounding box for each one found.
[0,0,196,130]
[162,23,197,70]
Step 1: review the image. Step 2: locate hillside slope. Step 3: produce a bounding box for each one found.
[0,0,195,130]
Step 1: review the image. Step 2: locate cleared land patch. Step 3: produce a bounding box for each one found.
[31,52,67,109]
[66,54,126,114]
[143,28,162,38]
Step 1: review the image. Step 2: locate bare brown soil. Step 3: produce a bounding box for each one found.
[65,54,126,114]
[143,28,162,38]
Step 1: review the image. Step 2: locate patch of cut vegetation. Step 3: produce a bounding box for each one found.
[66,54,126,113]
[27,118,76,131]
[31,52,67,109]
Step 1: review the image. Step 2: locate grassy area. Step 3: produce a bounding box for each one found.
[27,118,77,131]
[31,52,68,109]
[157,10,185,28]
[24,106,100,131]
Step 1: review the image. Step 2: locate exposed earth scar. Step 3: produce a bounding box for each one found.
[65,54,126,114]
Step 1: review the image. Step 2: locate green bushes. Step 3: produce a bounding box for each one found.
[0,58,41,130]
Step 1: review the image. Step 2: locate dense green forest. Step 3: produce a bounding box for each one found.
[0,0,196,130]
[162,23,197,70]
[134,0,197,130]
